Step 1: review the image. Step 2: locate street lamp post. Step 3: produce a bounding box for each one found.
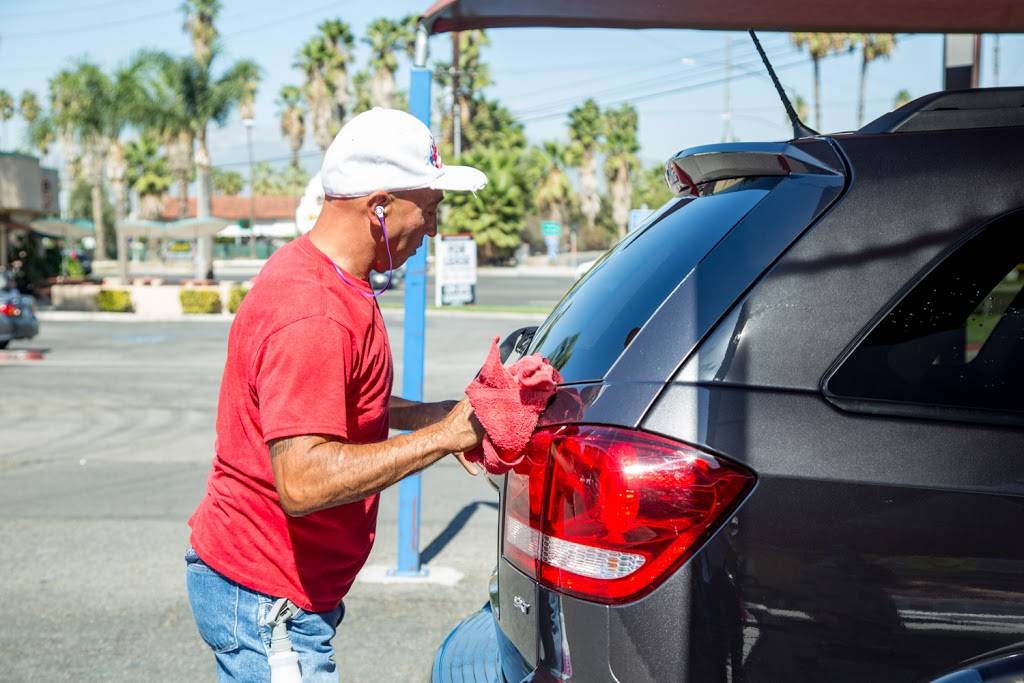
[243,117,257,258]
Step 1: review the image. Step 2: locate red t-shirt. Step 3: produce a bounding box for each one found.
[189,234,393,611]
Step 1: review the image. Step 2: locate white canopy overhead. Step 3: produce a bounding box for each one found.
[30,219,94,240]
[116,217,231,240]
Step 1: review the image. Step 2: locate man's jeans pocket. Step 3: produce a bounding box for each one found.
[186,549,240,654]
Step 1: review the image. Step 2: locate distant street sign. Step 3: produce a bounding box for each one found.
[541,221,562,237]
[435,233,477,306]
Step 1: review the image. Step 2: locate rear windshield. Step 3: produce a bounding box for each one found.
[529,177,778,383]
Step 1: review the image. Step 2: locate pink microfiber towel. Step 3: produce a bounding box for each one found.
[464,336,562,474]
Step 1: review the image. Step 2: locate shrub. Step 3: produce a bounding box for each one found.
[228,287,249,314]
[95,289,133,313]
[180,289,222,314]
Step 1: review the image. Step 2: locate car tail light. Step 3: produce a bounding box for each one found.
[502,425,755,604]
[0,303,20,317]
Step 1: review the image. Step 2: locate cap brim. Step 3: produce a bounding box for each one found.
[428,165,488,192]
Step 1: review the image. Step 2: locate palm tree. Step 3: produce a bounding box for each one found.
[531,142,574,227]
[351,70,374,117]
[603,104,639,239]
[894,89,913,109]
[19,91,41,126]
[364,17,415,108]
[0,90,14,150]
[277,85,306,169]
[567,99,603,231]
[50,62,112,260]
[790,33,854,130]
[235,61,262,123]
[125,133,172,221]
[318,19,356,121]
[212,168,244,195]
[135,50,256,277]
[434,30,492,152]
[49,69,84,219]
[182,0,221,68]
[854,34,897,127]
[297,37,338,153]
[28,116,56,159]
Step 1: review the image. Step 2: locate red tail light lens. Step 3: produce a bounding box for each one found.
[0,303,19,317]
[503,425,755,605]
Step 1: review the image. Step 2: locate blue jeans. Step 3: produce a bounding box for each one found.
[185,547,346,682]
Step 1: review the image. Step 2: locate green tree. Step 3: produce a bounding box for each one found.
[48,63,113,259]
[350,70,374,117]
[364,17,415,108]
[19,91,41,127]
[234,60,262,123]
[463,97,524,152]
[853,34,897,126]
[182,0,221,68]
[603,104,639,239]
[526,142,574,226]
[318,19,356,121]
[894,88,913,110]
[0,90,14,150]
[251,162,308,196]
[125,133,172,219]
[443,147,527,263]
[790,33,854,130]
[297,36,338,152]
[212,168,244,195]
[434,30,492,152]
[277,85,306,169]
[632,164,674,211]
[567,99,603,231]
[28,116,56,158]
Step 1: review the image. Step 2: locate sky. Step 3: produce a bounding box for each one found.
[1,0,1022,181]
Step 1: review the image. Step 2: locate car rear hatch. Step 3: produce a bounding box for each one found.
[491,138,849,681]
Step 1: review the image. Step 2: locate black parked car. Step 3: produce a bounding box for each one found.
[432,88,1024,683]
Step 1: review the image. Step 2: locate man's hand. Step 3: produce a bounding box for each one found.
[442,398,485,452]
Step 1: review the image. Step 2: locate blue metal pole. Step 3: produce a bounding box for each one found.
[393,65,432,577]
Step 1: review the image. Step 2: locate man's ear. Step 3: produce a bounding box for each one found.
[366,191,389,221]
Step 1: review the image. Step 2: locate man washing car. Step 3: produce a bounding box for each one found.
[185,108,488,681]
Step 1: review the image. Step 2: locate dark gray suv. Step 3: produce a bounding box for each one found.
[432,87,1024,683]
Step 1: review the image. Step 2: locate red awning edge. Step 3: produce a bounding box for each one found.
[422,0,1024,35]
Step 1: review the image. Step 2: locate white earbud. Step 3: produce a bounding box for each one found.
[374,206,385,219]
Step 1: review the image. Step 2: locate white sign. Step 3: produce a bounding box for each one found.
[435,234,477,306]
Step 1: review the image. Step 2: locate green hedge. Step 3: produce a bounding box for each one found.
[96,289,133,313]
[180,289,222,314]
[228,287,249,314]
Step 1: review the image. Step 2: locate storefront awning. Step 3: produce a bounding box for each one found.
[422,0,1024,34]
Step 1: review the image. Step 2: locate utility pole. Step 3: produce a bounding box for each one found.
[243,117,256,258]
[451,31,461,157]
[722,34,733,143]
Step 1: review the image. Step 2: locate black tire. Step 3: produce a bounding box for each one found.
[0,340,9,349]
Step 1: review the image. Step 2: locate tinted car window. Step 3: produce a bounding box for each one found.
[528,178,779,383]
[828,209,1024,416]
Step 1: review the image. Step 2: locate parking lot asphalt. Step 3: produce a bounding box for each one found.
[0,312,538,681]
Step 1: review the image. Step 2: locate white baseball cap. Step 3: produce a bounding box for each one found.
[320,108,487,198]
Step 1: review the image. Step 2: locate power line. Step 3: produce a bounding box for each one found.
[504,39,791,107]
[517,55,811,123]
[512,47,798,120]
[223,0,350,39]
[0,7,179,41]
[0,0,150,19]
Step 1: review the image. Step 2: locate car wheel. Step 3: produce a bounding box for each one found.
[0,340,9,349]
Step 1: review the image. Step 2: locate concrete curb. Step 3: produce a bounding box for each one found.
[38,308,547,324]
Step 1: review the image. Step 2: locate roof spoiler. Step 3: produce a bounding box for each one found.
[664,141,844,196]
[859,87,1024,134]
